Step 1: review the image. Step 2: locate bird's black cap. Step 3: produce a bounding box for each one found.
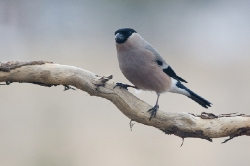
[115,28,137,44]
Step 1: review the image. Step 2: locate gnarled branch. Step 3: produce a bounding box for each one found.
[1,61,250,143]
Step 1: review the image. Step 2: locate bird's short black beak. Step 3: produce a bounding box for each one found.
[115,33,125,43]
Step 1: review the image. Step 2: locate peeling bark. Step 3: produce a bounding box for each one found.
[0,61,250,143]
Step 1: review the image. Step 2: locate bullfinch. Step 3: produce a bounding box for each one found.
[114,28,212,120]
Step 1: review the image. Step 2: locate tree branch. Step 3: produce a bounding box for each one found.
[1,61,250,143]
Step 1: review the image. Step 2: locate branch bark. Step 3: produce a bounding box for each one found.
[1,61,250,143]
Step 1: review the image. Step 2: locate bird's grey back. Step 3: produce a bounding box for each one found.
[144,44,169,69]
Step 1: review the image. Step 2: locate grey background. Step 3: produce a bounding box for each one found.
[1,0,250,165]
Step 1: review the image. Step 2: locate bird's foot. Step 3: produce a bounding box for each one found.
[63,85,76,91]
[113,82,137,90]
[148,104,159,121]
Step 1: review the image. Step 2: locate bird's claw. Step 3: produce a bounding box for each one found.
[113,83,136,90]
[148,104,159,121]
[64,85,76,91]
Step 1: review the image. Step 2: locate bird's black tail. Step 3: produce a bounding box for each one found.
[176,82,212,108]
[187,90,212,108]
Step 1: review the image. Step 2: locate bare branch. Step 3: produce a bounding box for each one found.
[1,61,250,142]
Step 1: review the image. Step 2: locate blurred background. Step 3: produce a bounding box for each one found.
[1,0,250,165]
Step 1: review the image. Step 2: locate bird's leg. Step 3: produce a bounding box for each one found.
[113,82,137,90]
[148,93,160,120]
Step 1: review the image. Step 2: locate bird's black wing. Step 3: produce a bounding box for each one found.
[163,66,187,83]
[155,60,187,83]
[146,43,187,83]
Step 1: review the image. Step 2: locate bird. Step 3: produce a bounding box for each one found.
[114,28,212,120]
